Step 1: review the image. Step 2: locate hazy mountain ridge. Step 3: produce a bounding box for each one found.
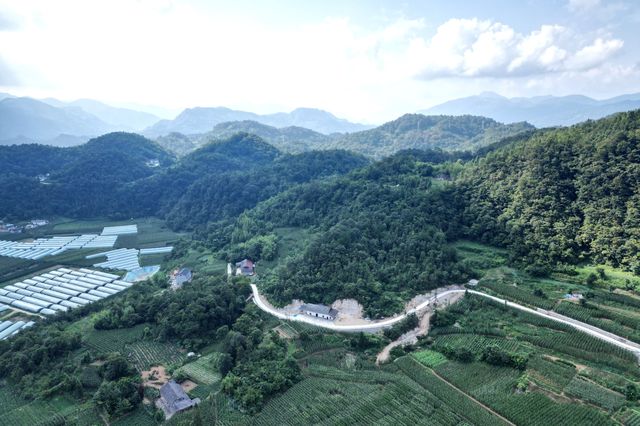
[422,92,640,127]
[42,98,160,130]
[144,106,371,137]
[0,97,113,141]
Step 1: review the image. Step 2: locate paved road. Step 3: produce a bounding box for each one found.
[250,283,465,332]
[250,284,640,360]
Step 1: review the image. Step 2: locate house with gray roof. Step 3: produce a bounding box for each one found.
[157,380,200,419]
[300,303,338,321]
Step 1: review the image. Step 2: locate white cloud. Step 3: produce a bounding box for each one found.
[407,18,623,78]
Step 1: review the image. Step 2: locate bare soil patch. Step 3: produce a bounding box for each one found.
[377,291,464,364]
[141,365,169,389]
[181,379,197,393]
[333,299,368,325]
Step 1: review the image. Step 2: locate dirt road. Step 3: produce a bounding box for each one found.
[376,291,464,364]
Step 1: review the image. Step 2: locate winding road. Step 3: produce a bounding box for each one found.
[250,284,640,360]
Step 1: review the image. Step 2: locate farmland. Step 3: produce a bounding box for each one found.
[127,340,187,371]
[175,353,222,385]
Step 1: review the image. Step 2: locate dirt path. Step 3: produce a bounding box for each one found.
[376,291,464,364]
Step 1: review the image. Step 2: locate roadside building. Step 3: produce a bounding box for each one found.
[300,303,338,321]
[157,380,200,419]
[235,259,255,276]
[467,279,479,286]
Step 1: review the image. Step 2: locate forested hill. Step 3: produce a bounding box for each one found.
[204,111,640,315]
[459,110,640,271]
[210,150,469,316]
[0,132,368,225]
[0,132,173,177]
[327,114,534,159]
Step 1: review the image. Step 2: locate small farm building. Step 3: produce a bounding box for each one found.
[158,380,200,419]
[300,303,338,321]
[235,259,255,276]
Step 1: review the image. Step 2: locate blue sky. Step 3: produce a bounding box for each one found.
[0,0,638,122]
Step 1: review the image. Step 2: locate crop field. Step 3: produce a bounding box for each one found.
[252,364,478,426]
[481,279,557,309]
[84,324,146,353]
[412,350,448,368]
[0,387,69,426]
[434,361,612,426]
[432,334,525,355]
[127,340,187,371]
[563,376,625,411]
[111,405,158,426]
[571,264,639,289]
[396,356,507,425]
[0,257,42,284]
[175,352,222,385]
[553,300,640,343]
[527,356,576,391]
[616,409,640,426]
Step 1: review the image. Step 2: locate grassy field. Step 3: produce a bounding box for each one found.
[451,240,509,275]
[257,227,315,273]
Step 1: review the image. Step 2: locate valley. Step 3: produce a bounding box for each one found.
[2,2,639,424]
[0,110,638,425]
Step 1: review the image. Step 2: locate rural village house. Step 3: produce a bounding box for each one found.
[157,380,201,419]
[300,303,338,320]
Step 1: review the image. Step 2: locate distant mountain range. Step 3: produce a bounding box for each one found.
[156,120,333,155]
[0,97,113,142]
[144,106,371,137]
[0,95,160,145]
[156,114,534,159]
[421,92,640,127]
[41,98,160,131]
[0,93,371,146]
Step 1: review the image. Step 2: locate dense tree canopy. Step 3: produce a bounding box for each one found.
[458,111,640,271]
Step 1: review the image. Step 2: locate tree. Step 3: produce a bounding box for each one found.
[626,384,639,401]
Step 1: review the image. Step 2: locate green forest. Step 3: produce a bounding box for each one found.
[0,110,639,424]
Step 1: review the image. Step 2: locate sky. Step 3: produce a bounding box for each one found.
[0,0,638,123]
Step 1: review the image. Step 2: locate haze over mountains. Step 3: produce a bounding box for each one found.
[0,93,371,146]
[143,106,372,137]
[421,92,640,128]
[3,90,640,155]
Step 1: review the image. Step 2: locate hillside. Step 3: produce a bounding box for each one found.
[0,132,367,227]
[0,132,174,217]
[144,106,370,137]
[458,110,640,271]
[213,150,469,316]
[328,114,533,158]
[422,92,640,127]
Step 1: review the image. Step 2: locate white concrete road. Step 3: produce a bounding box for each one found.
[250,284,640,360]
[250,283,464,332]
